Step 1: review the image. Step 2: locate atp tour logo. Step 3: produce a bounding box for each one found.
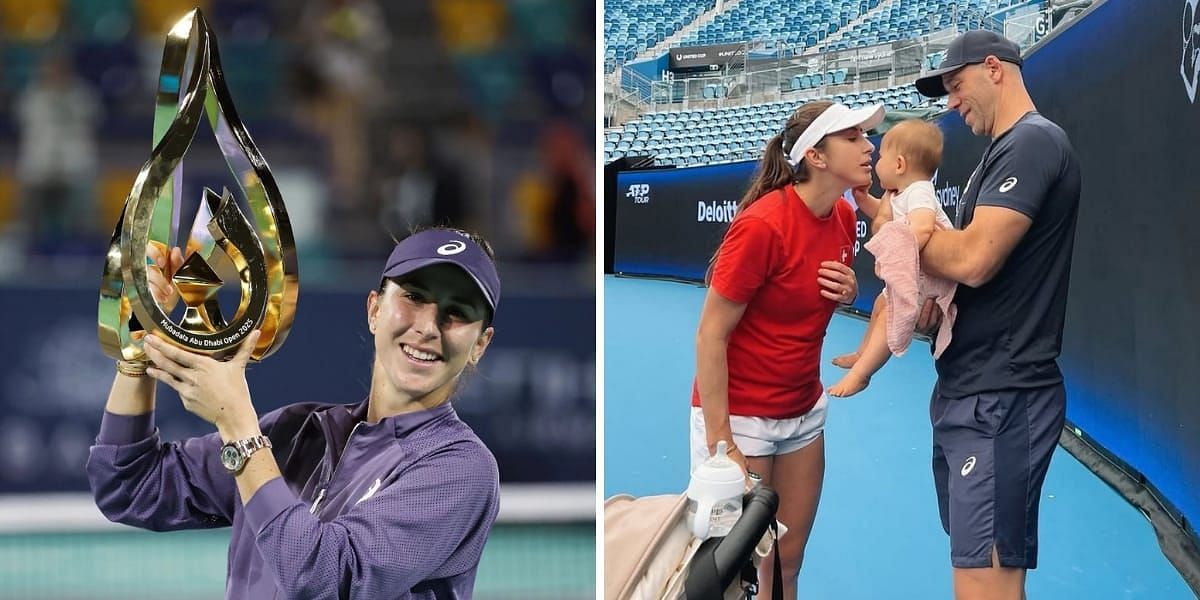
[626,183,650,204]
[1183,0,1200,103]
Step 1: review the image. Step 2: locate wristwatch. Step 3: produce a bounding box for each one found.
[219,435,272,475]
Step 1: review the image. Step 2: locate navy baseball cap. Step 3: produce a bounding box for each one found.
[915,30,1023,97]
[380,229,501,314]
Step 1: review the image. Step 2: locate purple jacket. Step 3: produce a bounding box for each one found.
[87,401,499,600]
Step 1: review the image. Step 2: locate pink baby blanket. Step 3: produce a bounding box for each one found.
[864,221,957,358]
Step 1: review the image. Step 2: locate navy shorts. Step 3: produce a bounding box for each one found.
[930,383,1066,569]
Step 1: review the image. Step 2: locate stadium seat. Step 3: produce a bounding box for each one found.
[219,39,281,117]
[0,168,15,229]
[211,0,274,41]
[1,0,63,41]
[135,0,209,36]
[68,0,133,42]
[616,78,929,167]
[72,40,141,108]
[605,0,715,73]
[1,41,52,92]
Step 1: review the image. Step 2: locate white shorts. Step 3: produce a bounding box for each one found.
[689,394,829,470]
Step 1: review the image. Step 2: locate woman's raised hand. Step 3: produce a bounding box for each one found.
[142,330,261,434]
[146,242,184,313]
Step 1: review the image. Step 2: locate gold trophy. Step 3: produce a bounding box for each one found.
[98,9,298,363]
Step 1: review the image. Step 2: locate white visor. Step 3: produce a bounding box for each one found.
[784,103,886,168]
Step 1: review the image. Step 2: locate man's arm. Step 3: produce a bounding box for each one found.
[920,205,1032,287]
[924,124,1064,287]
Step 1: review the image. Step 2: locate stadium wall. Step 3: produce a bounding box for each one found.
[1018,0,1200,585]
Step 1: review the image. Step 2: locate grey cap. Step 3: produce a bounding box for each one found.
[915,30,1023,97]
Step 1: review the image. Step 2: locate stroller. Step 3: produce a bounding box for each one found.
[604,485,784,600]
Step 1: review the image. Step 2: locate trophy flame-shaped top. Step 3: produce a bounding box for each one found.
[97,8,299,362]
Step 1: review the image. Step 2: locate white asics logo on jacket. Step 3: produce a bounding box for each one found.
[357,478,382,504]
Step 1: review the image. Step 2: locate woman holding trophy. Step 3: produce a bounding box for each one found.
[88,227,503,599]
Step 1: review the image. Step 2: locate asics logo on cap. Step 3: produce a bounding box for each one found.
[437,241,467,255]
[999,177,1018,193]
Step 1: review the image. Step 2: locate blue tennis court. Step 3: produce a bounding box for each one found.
[604,276,1192,599]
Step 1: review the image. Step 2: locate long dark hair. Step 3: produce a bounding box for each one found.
[705,100,835,285]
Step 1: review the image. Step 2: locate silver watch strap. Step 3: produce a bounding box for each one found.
[233,435,272,456]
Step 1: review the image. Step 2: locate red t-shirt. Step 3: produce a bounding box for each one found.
[692,185,857,419]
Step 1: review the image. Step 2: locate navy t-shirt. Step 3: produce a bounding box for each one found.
[935,112,1081,398]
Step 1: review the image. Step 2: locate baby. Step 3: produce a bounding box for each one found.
[829,119,953,397]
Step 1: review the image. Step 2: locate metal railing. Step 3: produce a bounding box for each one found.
[606,30,959,116]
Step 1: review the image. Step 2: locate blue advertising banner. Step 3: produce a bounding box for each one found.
[0,287,595,492]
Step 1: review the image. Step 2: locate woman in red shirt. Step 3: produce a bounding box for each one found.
[692,100,883,598]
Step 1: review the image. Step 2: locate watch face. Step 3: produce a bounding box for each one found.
[220,444,243,472]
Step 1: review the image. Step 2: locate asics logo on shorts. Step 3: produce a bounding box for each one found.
[961,456,977,477]
[1183,0,1200,102]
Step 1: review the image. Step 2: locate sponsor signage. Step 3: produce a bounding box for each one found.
[668,43,746,72]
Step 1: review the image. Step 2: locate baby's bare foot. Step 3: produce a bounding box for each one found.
[828,374,870,398]
[831,352,860,369]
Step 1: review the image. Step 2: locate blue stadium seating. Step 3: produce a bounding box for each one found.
[674,0,881,51]
[606,83,947,167]
[72,40,141,109]
[67,0,133,42]
[604,0,716,73]
[607,0,1034,73]
[790,68,848,91]
[603,0,1041,167]
[0,41,51,93]
[825,0,1024,50]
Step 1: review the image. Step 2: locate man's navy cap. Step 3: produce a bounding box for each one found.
[915,30,1023,98]
[381,229,501,314]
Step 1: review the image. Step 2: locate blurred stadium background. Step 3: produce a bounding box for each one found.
[0,1,594,598]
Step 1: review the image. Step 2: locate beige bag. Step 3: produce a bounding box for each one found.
[603,492,783,600]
